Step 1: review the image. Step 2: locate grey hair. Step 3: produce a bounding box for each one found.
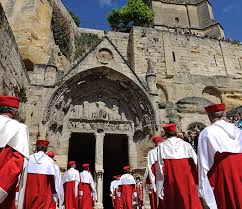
[208,111,226,123]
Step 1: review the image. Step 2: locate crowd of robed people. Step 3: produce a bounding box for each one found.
[110,104,242,209]
[0,96,98,209]
[143,103,242,209]
[109,166,144,209]
[0,95,242,209]
[0,95,147,209]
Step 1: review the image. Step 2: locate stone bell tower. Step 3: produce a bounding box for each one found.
[146,0,224,38]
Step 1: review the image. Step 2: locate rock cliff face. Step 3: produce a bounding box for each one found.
[0,3,29,120]
[0,0,75,71]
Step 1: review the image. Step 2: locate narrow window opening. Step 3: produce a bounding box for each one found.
[172,52,176,62]
[238,57,242,71]
[214,55,217,67]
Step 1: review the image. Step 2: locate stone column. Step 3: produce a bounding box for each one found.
[127,133,137,169]
[94,132,105,209]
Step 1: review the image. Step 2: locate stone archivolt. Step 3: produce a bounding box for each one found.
[44,66,156,141]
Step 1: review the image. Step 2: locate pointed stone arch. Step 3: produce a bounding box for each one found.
[43,66,156,130]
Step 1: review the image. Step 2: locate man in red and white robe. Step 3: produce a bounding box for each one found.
[144,135,164,209]
[156,124,202,209]
[63,161,80,209]
[198,104,242,209]
[135,176,143,209]
[113,175,123,209]
[24,139,63,209]
[79,164,96,209]
[0,96,29,209]
[110,176,118,209]
[47,151,64,208]
[119,166,136,209]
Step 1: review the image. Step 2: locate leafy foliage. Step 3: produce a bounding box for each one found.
[52,5,72,59]
[107,0,154,32]
[74,33,101,60]
[69,10,80,27]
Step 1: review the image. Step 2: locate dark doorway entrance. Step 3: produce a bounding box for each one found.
[103,134,129,209]
[68,133,96,173]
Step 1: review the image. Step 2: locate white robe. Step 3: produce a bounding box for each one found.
[120,173,136,185]
[198,119,242,209]
[143,147,158,192]
[113,180,121,190]
[0,115,29,209]
[80,170,97,200]
[156,137,197,200]
[28,151,64,208]
[0,115,29,158]
[110,180,117,195]
[63,168,80,197]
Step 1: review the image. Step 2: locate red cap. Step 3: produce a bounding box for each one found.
[123,165,130,171]
[205,104,225,113]
[47,151,55,158]
[0,96,20,108]
[113,176,117,179]
[36,139,49,147]
[117,175,121,178]
[163,124,177,134]
[82,164,89,170]
[68,161,76,167]
[152,135,164,144]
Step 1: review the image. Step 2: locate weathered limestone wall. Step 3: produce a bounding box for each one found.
[152,1,190,28]
[76,28,130,61]
[130,28,166,79]
[151,0,224,37]
[0,3,29,96]
[0,0,53,68]
[131,27,242,80]
[130,27,242,133]
[0,0,76,71]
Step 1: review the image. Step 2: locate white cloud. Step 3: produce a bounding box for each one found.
[99,0,113,7]
[222,5,236,13]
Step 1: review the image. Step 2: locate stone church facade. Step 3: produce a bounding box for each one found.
[0,0,242,208]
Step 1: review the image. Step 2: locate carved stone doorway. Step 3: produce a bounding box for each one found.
[103,134,128,209]
[43,67,157,208]
[68,133,96,172]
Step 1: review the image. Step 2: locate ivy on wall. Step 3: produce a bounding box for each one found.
[51,5,72,60]
[74,33,101,60]
[69,10,80,27]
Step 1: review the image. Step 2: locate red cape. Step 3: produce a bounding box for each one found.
[120,184,134,209]
[64,181,79,209]
[79,183,93,209]
[24,173,56,209]
[208,152,242,209]
[0,146,24,209]
[162,158,202,209]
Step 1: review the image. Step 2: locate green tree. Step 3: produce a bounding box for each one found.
[107,0,154,32]
[107,8,121,30]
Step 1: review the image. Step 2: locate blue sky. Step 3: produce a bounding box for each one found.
[62,0,241,40]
